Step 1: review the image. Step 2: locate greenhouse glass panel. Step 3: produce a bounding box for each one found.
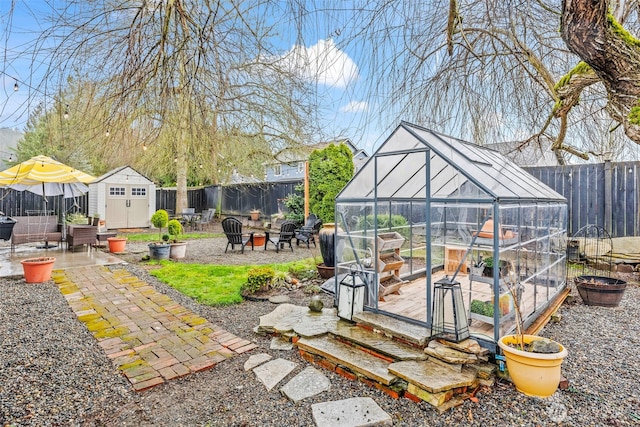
[335,122,568,352]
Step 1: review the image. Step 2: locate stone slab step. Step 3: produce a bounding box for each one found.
[297,335,398,386]
[389,360,477,394]
[352,311,430,347]
[332,321,427,362]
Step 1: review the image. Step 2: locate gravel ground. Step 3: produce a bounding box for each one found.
[1,229,640,426]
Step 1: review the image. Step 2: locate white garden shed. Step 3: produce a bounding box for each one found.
[88,166,156,229]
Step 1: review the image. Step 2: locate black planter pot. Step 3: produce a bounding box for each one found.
[319,223,336,268]
[148,243,171,260]
[575,275,627,307]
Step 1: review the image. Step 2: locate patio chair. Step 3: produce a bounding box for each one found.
[295,217,323,248]
[222,217,254,253]
[196,208,216,231]
[265,221,296,252]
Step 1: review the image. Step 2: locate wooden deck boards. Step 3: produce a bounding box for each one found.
[377,271,566,337]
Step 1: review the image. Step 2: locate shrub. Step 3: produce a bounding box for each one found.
[284,184,305,224]
[242,266,275,294]
[150,209,169,241]
[167,219,183,241]
[308,143,354,223]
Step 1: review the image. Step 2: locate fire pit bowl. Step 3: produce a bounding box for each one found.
[575,275,627,307]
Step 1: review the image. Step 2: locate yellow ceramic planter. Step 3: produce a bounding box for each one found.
[498,334,567,397]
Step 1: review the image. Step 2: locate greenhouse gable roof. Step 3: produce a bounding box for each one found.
[337,122,566,203]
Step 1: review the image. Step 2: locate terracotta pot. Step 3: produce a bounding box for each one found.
[250,234,266,247]
[170,241,188,259]
[498,334,567,397]
[250,211,260,221]
[21,257,56,283]
[107,237,127,253]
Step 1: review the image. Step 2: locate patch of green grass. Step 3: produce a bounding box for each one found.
[123,232,222,242]
[150,258,317,306]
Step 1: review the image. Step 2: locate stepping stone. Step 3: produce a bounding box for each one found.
[269,295,291,304]
[258,303,340,338]
[352,311,429,347]
[311,397,392,427]
[388,360,477,394]
[280,366,331,403]
[424,340,478,364]
[244,353,272,371]
[332,321,427,361]
[253,358,296,391]
[297,336,397,385]
[270,336,294,351]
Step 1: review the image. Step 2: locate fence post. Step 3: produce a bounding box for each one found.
[604,159,612,234]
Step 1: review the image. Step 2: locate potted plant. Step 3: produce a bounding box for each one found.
[167,219,187,259]
[497,280,568,397]
[21,257,56,283]
[107,235,127,253]
[250,209,260,221]
[148,209,171,260]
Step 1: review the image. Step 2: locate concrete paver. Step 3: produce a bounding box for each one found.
[311,397,392,427]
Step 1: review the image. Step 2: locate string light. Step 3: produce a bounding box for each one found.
[142,144,147,151]
[105,129,110,137]
[13,81,18,91]
[63,104,69,120]
[174,157,177,163]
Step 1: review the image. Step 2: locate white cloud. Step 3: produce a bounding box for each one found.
[340,100,368,113]
[281,39,358,88]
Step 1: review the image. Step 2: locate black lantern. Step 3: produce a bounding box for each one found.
[430,276,470,343]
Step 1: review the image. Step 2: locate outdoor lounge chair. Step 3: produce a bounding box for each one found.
[295,215,322,248]
[196,208,216,231]
[265,221,296,252]
[222,217,254,253]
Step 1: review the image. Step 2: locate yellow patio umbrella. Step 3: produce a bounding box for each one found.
[0,155,95,199]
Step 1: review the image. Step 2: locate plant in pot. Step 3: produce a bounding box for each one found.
[250,209,260,221]
[167,219,187,259]
[148,209,171,260]
[241,266,275,301]
[497,278,568,397]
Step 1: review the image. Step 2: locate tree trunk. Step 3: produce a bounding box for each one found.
[562,0,640,143]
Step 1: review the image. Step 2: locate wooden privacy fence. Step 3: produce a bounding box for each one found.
[525,161,640,238]
[3,162,638,237]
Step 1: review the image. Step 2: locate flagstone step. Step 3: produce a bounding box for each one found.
[352,311,430,347]
[296,335,399,386]
[389,360,478,394]
[331,321,428,362]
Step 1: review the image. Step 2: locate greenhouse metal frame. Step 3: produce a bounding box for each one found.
[334,121,568,349]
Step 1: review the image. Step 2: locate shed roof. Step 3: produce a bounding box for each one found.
[337,122,565,203]
[91,166,153,184]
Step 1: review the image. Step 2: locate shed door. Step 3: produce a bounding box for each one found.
[105,185,150,229]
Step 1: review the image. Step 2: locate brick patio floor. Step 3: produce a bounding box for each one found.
[53,265,257,391]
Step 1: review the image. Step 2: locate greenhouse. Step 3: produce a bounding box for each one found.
[334,121,568,350]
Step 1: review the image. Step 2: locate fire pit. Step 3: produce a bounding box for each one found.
[575,275,627,307]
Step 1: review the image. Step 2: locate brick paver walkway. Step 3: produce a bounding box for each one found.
[53,266,257,391]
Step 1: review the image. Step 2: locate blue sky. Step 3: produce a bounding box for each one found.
[0,1,386,155]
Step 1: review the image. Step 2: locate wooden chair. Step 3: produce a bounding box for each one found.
[222,217,254,253]
[266,221,296,252]
[295,217,323,248]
